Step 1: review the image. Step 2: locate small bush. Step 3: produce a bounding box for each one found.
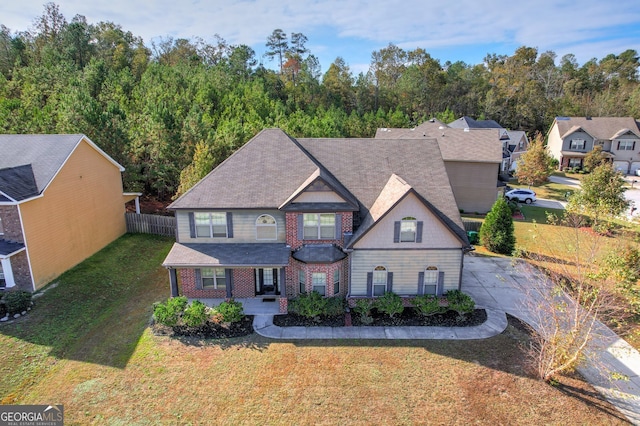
[182,300,208,327]
[445,290,475,315]
[216,299,244,323]
[412,295,446,316]
[2,290,32,315]
[324,296,345,316]
[289,291,327,320]
[374,292,404,318]
[153,295,188,327]
[352,299,374,324]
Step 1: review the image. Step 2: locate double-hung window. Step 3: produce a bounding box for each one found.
[400,217,417,242]
[0,263,5,288]
[423,266,438,295]
[0,216,4,236]
[202,267,226,289]
[569,139,585,150]
[619,140,635,151]
[303,213,335,240]
[195,212,227,238]
[312,272,326,296]
[373,266,387,296]
[299,270,306,294]
[333,269,340,295]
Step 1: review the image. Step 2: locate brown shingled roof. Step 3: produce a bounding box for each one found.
[555,117,640,140]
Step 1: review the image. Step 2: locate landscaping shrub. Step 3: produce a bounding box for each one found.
[374,292,404,318]
[480,197,515,255]
[2,290,32,315]
[182,300,208,327]
[289,291,327,320]
[153,295,188,327]
[412,294,446,316]
[215,299,244,323]
[324,296,346,316]
[445,290,475,315]
[352,299,374,324]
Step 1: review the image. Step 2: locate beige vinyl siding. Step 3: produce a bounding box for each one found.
[292,190,346,203]
[349,249,462,296]
[354,193,461,249]
[444,161,499,214]
[176,210,286,243]
[19,138,126,289]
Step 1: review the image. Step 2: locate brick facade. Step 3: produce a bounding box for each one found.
[289,258,348,298]
[285,212,353,250]
[0,205,24,242]
[8,251,33,291]
[180,267,257,299]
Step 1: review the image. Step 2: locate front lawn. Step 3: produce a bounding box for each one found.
[0,234,627,424]
[509,181,575,201]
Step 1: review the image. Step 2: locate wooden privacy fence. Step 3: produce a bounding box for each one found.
[125,213,176,237]
[462,219,482,232]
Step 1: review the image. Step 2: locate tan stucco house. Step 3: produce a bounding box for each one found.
[0,134,132,291]
[162,129,470,313]
[546,116,640,174]
[376,119,503,214]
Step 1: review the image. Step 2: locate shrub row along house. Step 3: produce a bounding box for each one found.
[162,128,475,313]
[0,135,136,291]
[547,116,640,174]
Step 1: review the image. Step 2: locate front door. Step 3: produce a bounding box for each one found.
[255,268,278,295]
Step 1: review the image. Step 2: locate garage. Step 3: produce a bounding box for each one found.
[613,161,629,174]
[631,162,640,175]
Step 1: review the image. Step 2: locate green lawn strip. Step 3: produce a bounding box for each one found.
[0,234,173,402]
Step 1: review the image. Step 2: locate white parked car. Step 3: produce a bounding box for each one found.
[505,189,537,204]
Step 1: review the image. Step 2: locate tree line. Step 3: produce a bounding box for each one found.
[1,3,639,199]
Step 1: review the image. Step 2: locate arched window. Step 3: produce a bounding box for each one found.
[256,214,277,240]
[373,265,387,296]
[424,266,438,295]
[400,216,417,242]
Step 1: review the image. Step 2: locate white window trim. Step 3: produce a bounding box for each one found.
[400,217,417,242]
[299,270,306,294]
[569,139,585,150]
[255,214,277,241]
[202,267,226,289]
[312,272,326,296]
[423,266,438,295]
[303,213,336,240]
[373,265,387,296]
[333,269,340,295]
[619,140,635,151]
[195,212,227,238]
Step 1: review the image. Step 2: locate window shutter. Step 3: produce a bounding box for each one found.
[188,212,196,238]
[225,269,233,298]
[226,212,233,238]
[297,215,303,240]
[417,272,425,295]
[416,221,423,243]
[436,271,445,296]
[366,272,373,297]
[387,272,393,293]
[280,268,286,296]
[335,213,342,240]
[169,269,179,297]
[393,221,401,243]
[273,268,278,285]
[618,141,621,150]
[634,141,637,150]
[195,269,202,290]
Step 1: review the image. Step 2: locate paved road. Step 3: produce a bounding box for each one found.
[534,198,566,209]
[462,255,640,425]
[549,175,581,187]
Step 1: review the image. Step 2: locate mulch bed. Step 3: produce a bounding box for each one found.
[151,315,254,339]
[274,308,487,327]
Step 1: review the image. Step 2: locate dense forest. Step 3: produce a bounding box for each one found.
[1,3,639,199]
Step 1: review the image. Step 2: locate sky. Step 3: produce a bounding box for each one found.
[3,0,640,75]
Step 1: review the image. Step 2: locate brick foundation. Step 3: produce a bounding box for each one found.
[0,205,24,242]
[180,268,257,298]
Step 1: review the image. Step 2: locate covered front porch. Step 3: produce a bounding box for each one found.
[191,297,283,315]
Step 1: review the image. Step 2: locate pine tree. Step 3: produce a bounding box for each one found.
[479,197,515,255]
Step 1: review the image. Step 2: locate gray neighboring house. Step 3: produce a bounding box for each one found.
[162,129,470,312]
[546,116,640,174]
[448,116,502,130]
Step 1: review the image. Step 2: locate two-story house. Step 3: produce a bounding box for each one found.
[546,117,640,174]
[0,134,133,291]
[375,119,503,214]
[162,129,470,313]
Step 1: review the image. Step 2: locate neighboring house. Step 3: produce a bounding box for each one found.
[546,117,640,174]
[501,129,529,172]
[376,119,503,213]
[448,116,502,130]
[0,134,132,291]
[162,129,470,313]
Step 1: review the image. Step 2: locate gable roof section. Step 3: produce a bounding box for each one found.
[448,116,503,129]
[297,137,467,244]
[555,117,640,140]
[279,168,359,211]
[171,129,324,209]
[0,134,124,202]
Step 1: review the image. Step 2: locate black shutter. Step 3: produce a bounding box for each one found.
[618,141,621,150]
[634,141,637,150]
[437,271,445,296]
[366,272,373,297]
[226,212,233,238]
[189,212,196,238]
[416,221,424,243]
[297,215,303,240]
[169,269,179,297]
[387,272,393,293]
[335,213,342,240]
[393,221,401,243]
[273,268,278,285]
[417,272,425,295]
[195,269,202,289]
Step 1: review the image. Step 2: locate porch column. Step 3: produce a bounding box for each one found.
[280,267,286,297]
[168,268,178,297]
[1,257,16,288]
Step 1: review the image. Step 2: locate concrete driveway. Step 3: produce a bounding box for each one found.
[462,254,640,424]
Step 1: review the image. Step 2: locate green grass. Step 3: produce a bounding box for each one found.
[509,181,576,201]
[0,234,627,424]
[518,206,564,224]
